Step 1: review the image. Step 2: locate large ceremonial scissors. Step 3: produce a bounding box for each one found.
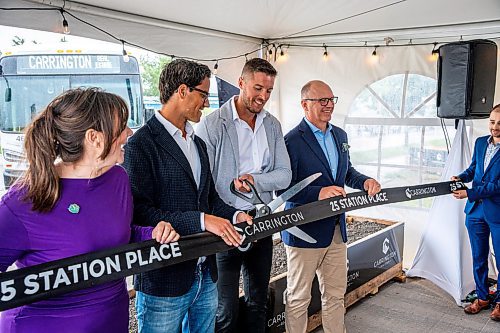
[230,173,321,251]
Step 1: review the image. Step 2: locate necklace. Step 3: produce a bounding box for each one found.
[68,203,80,214]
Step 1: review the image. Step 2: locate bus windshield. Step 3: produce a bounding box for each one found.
[0,74,143,133]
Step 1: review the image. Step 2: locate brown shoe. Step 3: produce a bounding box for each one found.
[464,299,490,314]
[491,303,500,321]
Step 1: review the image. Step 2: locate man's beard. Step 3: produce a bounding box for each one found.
[244,97,264,114]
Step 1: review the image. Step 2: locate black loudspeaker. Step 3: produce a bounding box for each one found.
[437,39,497,119]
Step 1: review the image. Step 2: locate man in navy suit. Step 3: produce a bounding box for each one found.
[452,104,500,321]
[282,80,381,333]
[123,59,251,333]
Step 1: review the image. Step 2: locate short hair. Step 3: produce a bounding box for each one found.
[241,58,277,79]
[158,59,211,104]
[301,81,314,99]
[301,80,330,99]
[492,104,500,113]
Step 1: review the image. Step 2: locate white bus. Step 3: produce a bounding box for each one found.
[0,51,144,188]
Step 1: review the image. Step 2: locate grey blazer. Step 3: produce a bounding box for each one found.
[197,99,291,206]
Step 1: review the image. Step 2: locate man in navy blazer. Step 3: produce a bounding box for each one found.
[282,80,381,333]
[123,59,251,333]
[452,104,500,321]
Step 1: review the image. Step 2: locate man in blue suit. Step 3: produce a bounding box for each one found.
[123,59,251,333]
[452,104,500,321]
[282,80,381,333]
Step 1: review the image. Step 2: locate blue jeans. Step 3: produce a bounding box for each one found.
[465,202,500,303]
[135,264,218,333]
[215,237,273,333]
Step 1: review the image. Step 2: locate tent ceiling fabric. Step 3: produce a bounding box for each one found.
[1,0,499,59]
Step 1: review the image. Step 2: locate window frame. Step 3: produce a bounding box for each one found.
[344,72,471,210]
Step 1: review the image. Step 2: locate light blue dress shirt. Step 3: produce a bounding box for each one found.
[304,117,339,179]
[484,135,500,170]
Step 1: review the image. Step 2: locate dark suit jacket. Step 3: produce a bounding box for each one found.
[281,119,369,248]
[458,135,500,223]
[123,116,236,297]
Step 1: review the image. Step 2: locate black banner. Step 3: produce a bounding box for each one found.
[346,222,405,292]
[0,181,465,311]
[265,222,405,333]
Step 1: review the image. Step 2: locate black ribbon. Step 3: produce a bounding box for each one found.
[0,180,466,311]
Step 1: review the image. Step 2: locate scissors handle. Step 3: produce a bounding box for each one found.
[229,179,266,206]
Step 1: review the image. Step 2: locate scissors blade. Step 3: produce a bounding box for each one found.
[267,172,322,212]
[286,226,317,244]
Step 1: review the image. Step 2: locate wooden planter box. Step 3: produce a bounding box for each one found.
[264,216,405,333]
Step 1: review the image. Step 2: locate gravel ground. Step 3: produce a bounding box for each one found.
[269,219,386,278]
[128,219,387,332]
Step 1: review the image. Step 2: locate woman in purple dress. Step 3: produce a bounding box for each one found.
[0,88,179,332]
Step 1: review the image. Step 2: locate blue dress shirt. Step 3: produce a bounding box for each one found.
[304,117,339,179]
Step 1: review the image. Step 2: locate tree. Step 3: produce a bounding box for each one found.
[11,36,40,46]
[11,36,25,46]
[140,55,171,97]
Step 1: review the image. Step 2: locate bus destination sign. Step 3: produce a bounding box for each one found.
[16,55,122,74]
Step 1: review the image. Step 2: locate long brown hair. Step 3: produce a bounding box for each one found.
[20,87,129,212]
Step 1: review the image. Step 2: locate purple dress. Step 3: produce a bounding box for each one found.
[0,165,153,333]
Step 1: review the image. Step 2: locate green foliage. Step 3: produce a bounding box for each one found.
[11,36,25,46]
[140,55,171,97]
[11,36,40,46]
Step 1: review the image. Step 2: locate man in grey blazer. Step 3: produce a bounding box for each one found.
[197,58,291,333]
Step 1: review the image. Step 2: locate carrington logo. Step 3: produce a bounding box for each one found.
[405,186,437,199]
[382,238,390,254]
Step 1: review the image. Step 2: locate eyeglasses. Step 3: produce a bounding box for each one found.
[189,86,209,103]
[302,96,338,106]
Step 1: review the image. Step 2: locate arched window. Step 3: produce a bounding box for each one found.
[345,72,461,209]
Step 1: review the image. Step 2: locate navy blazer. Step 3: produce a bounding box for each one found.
[281,119,369,248]
[123,116,237,297]
[458,135,500,223]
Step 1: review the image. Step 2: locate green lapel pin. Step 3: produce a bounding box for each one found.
[68,203,80,214]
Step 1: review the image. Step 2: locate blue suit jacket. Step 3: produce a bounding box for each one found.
[281,119,369,248]
[458,135,500,222]
[123,116,236,297]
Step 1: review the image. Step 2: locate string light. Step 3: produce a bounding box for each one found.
[121,40,129,62]
[430,42,439,61]
[2,6,498,73]
[431,42,439,55]
[59,9,70,35]
[323,43,328,59]
[213,60,219,74]
[276,45,290,62]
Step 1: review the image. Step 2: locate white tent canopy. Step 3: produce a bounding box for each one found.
[1,0,500,283]
[1,0,499,75]
[1,1,499,115]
